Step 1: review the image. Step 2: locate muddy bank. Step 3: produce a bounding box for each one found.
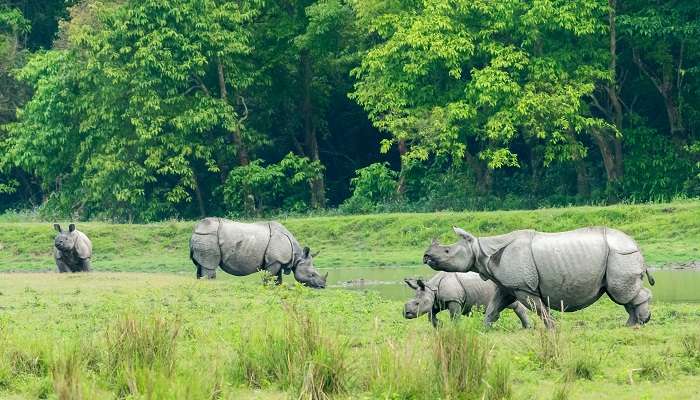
[653,260,700,271]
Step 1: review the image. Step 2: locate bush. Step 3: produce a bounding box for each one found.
[340,162,399,214]
[224,153,324,216]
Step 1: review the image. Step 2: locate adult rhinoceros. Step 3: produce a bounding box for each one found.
[423,227,654,328]
[189,218,326,288]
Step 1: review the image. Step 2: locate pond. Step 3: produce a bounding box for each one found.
[322,266,700,303]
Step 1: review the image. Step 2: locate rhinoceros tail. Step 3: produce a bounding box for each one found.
[645,269,655,286]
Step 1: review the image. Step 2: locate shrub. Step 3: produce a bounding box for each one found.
[340,163,398,214]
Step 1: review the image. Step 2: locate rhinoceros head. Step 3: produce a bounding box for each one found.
[54,223,78,252]
[403,278,436,319]
[293,246,327,289]
[423,226,477,273]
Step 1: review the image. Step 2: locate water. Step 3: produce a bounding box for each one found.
[323,266,700,303]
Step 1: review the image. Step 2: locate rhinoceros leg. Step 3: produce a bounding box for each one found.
[507,302,531,329]
[190,235,220,279]
[429,309,442,328]
[624,304,637,326]
[484,286,517,328]
[56,259,70,273]
[461,305,473,317]
[447,301,463,320]
[533,298,555,329]
[80,258,92,272]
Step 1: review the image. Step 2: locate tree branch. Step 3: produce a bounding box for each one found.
[632,48,666,96]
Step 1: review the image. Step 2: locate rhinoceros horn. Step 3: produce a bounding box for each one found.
[323,272,328,282]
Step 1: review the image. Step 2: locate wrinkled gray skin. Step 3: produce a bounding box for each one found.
[423,227,655,328]
[189,218,327,288]
[53,224,92,273]
[403,271,530,328]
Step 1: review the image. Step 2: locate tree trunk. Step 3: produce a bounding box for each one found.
[192,172,206,217]
[632,45,686,145]
[217,60,253,214]
[574,160,590,198]
[463,148,491,194]
[300,49,326,208]
[396,138,408,196]
[607,0,624,181]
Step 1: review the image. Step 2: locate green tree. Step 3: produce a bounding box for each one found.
[351,0,609,194]
[5,0,263,220]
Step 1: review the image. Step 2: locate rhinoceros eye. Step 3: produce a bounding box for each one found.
[445,249,449,253]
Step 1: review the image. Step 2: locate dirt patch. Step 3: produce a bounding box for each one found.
[655,260,700,271]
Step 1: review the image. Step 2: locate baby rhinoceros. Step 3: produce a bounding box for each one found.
[53,224,93,273]
[403,272,530,328]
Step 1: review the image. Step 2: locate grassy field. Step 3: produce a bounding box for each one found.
[1,273,700,399]
[1,202,699,399]
[1,200,699,272]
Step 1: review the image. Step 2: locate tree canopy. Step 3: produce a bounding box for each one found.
[1,0,698,221]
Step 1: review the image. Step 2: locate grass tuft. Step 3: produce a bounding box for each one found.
[103,312,181,395]
[235,302,350,400]
[566,352,600,380]
[485,359,512,400]
[433,323,489,399]
[52,346,87,400]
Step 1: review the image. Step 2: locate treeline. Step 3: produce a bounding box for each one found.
[0,0,698,221]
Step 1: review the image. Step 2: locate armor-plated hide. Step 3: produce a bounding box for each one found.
[189,218,326,288]
[53,224,92,273]
[403,271,530,328]
[424,226,654,327]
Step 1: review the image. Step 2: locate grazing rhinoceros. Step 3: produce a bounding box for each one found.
[403,271,530,328]
[189,218,327,288]
[423,227,654,328]
[53,224,92,273]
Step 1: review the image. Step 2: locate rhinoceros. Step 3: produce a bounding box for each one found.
[189,218,327,288]
[53,224,92,273]
[403,271,530,328]
[423,227,654,328]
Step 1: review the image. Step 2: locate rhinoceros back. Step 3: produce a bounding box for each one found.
[429,272,495,307]
[531,227,608,311]
[216,220,271,276]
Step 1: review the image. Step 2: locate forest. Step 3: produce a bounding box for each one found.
[0,0,699,222]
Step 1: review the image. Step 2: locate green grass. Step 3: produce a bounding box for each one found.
[1,200,699,272]
[1,273,700,399]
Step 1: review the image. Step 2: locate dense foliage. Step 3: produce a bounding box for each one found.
[0,0,698,221]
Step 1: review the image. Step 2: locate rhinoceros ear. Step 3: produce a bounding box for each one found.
[416,279,426,290]
[431,237,438,245]
[453,226,475,242]
[303,246,310,258]
[69,224,76,232]
[404,278,419,290]
[54,224,62,232]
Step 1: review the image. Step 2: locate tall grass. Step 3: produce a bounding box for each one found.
[434,323,490,399]
[366,338,434,399]
[103,312,181,396]
[234,303,350,400]
[52,346,89,400]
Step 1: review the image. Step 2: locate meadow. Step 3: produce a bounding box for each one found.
[1,273,700,400]
[1,200,699,272]
[1,201,700,399]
